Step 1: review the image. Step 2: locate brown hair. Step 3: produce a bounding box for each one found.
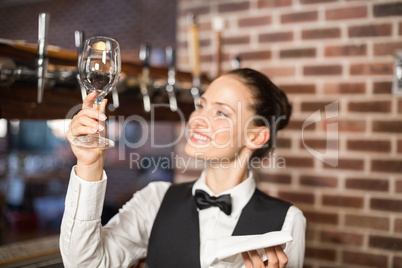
[226,68,292,159]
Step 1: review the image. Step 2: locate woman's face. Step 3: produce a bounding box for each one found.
[185,75,257,161]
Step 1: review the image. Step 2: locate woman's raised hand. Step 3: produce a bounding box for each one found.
[241,245,288,268]
[66,91,108,181]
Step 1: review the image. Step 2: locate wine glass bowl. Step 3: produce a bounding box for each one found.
[72,36,121,149]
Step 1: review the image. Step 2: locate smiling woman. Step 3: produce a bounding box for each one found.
[60,68,306,268]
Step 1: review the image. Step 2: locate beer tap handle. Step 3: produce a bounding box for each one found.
[139,42,151,112]
[37,12,50,104]
[187,13,201,108]
[74,30,87,101]
[165,46,177,112]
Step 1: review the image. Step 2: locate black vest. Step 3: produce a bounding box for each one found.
[145,182,291,268]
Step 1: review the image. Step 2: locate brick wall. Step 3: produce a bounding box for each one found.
[175,0,402,267]
[0,0,177,62]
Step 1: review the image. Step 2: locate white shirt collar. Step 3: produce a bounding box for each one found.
[192,169,256,218]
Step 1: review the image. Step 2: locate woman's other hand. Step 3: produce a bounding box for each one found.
[66,92,108,181]
[241,245,288,268]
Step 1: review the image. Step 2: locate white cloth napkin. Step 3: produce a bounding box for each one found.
[204,231,293,268]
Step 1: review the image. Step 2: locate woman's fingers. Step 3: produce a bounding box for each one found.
[68,109,106,138]
[242,250,265,268]
[274,246,288,268]
[82,91,97,109]
[264,246,288,268]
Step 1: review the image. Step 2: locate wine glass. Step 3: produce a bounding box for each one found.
[72,36,121,149]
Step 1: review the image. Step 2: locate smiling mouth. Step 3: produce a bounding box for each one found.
[190,131,211,143]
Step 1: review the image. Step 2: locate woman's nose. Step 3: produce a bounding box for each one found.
[189,110,210,129]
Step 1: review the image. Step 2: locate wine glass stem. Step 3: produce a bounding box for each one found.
[93,96,103,138]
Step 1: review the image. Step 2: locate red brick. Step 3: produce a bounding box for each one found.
[324,82,365,94]
[238,16,271,27]
[343,251,388,267]
[278,191,315,204]
[281,11,318,24]
[304,211,338,225]
[348,101,391,113]
[397,179,402,193]
[259,173,291,184]
[394,256,402,268]
[374,2,402,17]
[198,22,212,32]
[326,6,367,20]
[372,159,402,173]
[182,6,211,16]
[320,230,363,246]
[347,139,391,153]
[373,81,392,94]
[223,35,250,45]
[325,44,366,57]
[287,119,315,131]
[218,2,250,13]
[200,54,213,63]
[280,48,316,58]
[371,198,402,212]
[305,247,336,261]
[322,195,364,208]
[276,137,291,148]
[374,42,402,56]
[345,214,389,230]
[200,39,211,47]
[324,158,364,171]
[300,175,338,188]
[369,235,402,251]
[284,156,315,168]
[302,28,341,40]
[279,84,315,94]
[345,177,389,191]
[259,31,293,42]
[338,120,366,132]
[301,0,337,4]
[400,22,402,36]
[350,63,393,75]
[262,66,295,77]
[373,120,402,133]
[395,218,402,233]
[399,100,402,113]
[258,0,292,8]
[304,65,342,76]
[238,50,271,61]
[300,138,333,152]
[301,101,333,112]
[349,23,392,37]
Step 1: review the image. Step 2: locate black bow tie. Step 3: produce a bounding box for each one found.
[194,189,232,215]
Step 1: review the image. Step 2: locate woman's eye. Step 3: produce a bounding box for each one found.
[195,103,204,110]
[217,111,228,117]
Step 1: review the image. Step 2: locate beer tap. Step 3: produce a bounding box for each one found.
[139,42,152,112]
[36,12,50,104]
[165,46,178,112]
[187,14,201,108]
[74,30,87,101]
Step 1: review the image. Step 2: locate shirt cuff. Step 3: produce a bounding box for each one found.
[66,166,107,221]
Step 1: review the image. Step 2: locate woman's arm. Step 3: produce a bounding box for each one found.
[59,169,171,267]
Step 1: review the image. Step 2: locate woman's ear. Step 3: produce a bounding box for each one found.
[245,126,270,150]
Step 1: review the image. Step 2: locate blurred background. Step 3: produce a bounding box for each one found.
[0,0,401,267]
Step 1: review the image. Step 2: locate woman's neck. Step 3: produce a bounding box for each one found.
[205,160,249,195]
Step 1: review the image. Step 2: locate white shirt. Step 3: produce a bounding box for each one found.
[60,167,306,268]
